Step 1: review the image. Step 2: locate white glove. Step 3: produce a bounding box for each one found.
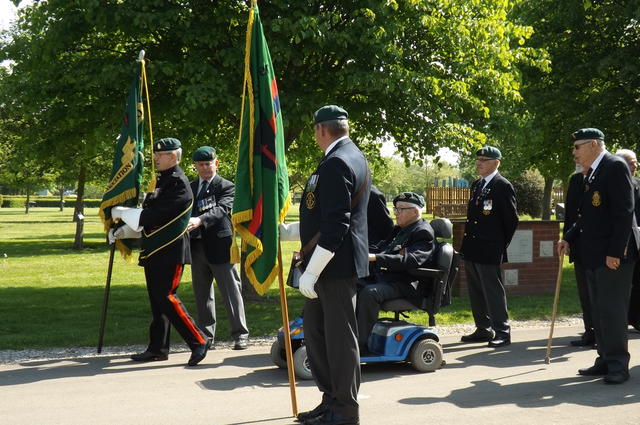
[111,206,129,221]
[298,245,334,299]
[279,222,300,241]
[121,208,143,231]
[108,225,142,244]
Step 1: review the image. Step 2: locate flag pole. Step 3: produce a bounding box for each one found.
[277,244,299,416]
[97,241,117,353]
[139,49,157,193]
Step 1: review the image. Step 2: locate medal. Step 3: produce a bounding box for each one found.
[482,199,493,215]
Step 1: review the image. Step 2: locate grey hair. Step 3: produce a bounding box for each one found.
[175,148,182,162]
[319,119,349,138]
[596,139,606,149]
[616,148,637,162]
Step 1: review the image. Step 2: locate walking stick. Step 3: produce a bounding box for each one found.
[277,245,298,417]
[545,252,565,364]
[97,242,116,353]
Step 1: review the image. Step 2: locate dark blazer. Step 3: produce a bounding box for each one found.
[139,165,192,267]
[563,153,638,268]
[367,185,394,246]
[563,172,585,264]
[190,174,235,264]
[300,137,371,279]
[371,218,435,302]
[460,172,518,264]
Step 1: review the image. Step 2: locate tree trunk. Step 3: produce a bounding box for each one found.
[541,175,554,220]
[24,191,30,214]
[73,164,87,250]
[58,186,65,212]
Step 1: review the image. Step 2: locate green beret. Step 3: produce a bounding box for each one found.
[155,137,181,152]
[314,105,348,124]
[476,146,502,159]
[192,146,217,162]
[393,192,425,208]
[572,128,604,141]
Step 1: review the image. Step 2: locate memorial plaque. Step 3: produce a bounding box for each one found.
[504,269,518,286]
[507,229,533,263]
[540,240,554,257]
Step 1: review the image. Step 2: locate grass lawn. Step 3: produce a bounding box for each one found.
[0,207,582,350]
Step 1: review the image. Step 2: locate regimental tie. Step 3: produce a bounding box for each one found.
[584,168,593,192]
[197,180,209,199]
[474,178,485,204]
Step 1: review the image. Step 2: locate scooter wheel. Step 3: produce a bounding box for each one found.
[270,340,286,369]
[293,345,313,380]
[409,338,443,372]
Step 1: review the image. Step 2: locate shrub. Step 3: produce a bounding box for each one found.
[511,169,544,218]
[1,196,101,208]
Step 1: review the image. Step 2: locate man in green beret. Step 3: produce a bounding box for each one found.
[187,146,249,350]
[111,137,209,366]
[356,191,435,352]
[460,146,518,348]
[558,128,639,384]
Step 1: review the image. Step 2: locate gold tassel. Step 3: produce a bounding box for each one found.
[230,231,240,264]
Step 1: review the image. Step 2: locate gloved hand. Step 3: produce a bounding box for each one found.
[279,221,300,241]
[108,225,142,244]
[298,272,319,298]
[115,207,143,231]
[111,206,130,221]
[297,245,334,299]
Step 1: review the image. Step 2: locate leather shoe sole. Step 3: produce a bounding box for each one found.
[578,366,608,376]
[488,338,511,348]
[187,343,209,366]
[461,330,494,343]
[296,405,329,423]
[305,411,359,425]
[130,351,168,362]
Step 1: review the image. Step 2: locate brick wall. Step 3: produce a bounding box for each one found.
[452,220,561,295]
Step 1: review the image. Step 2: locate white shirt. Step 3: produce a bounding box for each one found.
[480,169,499,189]
[324,135,349,156]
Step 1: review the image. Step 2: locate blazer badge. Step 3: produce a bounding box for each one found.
[592,191,601,207]
[305,192,316,210]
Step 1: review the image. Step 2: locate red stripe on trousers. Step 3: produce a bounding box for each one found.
[167,264,205,344]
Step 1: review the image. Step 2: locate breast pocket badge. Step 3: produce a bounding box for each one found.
[483,199,493,215]
[305,192,316,210]
[592,191,601,207]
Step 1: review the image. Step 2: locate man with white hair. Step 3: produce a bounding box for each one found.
[356,191,435,352]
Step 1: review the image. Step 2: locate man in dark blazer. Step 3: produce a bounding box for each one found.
[367,185,394,246]
[460,146,518,348]
[558,128,639,384]
[357,192,435,351]
[284,105,370,425]
[187,146,249,350]
[111,137,209,366]
[616,149,640,332]
[564,167,596,348]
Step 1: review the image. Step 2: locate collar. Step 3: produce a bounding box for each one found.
[480,169,499,187]
[324,135,349,156]
[589,150,607,174]
[199,174,215,186]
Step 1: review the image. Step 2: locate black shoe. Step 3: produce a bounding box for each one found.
[296,404,330,423]
[130,350,168,362]
[488,336,511,348]
[233,336,248,350]
[187,342,209,366]
[629,321,640,332]
[604,371,629,384]
[578,365,608,376]
[570,331,595,347]
[307,410,359,425]
[461,329,494,343]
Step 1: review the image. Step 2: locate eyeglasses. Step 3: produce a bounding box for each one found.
[572,140,592,151]
[475,157,496,163]
[393,206,414,213]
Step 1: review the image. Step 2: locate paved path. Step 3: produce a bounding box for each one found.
[2,325,640,425]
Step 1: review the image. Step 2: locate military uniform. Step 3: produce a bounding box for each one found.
[139,164,207,355]
[628,176,640,329]
[300,136,371,420]
[190,173,248,344]
[460,171,518,340]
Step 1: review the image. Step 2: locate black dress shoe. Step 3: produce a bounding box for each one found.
[187,342,209,366]
[307,410,359,425]
[578,365,608,376]
[461,329,494,343]
[604,371,629,384]
[233,336,248,350]
[570,331,595,347]
[488,336,511,348]
[130,350,168,362]
[296,404,329,423]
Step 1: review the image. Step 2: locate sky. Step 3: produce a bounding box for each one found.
[0,0,459,165]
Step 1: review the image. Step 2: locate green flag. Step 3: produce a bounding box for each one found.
[99,60,145,262]
[231,3,290,295]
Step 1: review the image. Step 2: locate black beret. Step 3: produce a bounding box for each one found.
[393,192,425,208]
[314,105,348,124]
[192,146,217,162]
[155,137,181,152]
[572,128,604,141]
[476,146,502,159]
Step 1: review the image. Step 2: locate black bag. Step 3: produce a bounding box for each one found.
[286,251,305,288]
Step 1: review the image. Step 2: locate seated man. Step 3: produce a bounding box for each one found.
[356,192,435,352]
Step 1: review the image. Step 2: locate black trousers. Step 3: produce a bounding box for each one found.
[574,263,594,332]
[304,276,360,418]
[143,263,206,354]
[628,262,640,327]
[586,262,634,374]
[464,260,510,337]
[356,281,401,347]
